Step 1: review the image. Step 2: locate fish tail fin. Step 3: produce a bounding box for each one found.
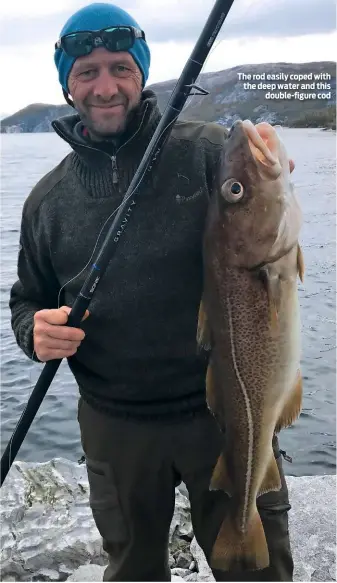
[211,508,269,572]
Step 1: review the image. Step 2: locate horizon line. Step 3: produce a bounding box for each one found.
[1,58,335,119]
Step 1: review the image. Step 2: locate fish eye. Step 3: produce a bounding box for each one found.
[231,182,242,195]
[221,179,244,203]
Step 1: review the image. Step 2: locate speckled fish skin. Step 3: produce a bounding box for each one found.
[198,120,304,572]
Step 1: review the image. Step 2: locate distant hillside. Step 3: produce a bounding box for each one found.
[0,103,74,133]
[1,61,335,133]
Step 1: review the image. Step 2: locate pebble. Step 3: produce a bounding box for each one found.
[176,552,192,569]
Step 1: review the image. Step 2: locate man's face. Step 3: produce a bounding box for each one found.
[68,47,143,140]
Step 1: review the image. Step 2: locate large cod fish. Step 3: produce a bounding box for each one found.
[197,120,304,572]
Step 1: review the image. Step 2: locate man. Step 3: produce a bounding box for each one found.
[9,3,295,581]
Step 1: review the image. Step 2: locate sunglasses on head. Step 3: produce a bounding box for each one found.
[55,25,145,58]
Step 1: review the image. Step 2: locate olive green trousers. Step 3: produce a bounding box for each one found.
[78,397,294,582]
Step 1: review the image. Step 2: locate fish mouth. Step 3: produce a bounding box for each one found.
[232,120,282,179]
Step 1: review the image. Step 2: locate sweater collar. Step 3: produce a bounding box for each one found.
[51,89,161,168]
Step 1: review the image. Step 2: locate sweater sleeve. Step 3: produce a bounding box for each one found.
[9,204,60,362]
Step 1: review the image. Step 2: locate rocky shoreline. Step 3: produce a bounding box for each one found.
[0,458,335,582]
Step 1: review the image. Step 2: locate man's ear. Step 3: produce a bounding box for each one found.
[63,88,75,108]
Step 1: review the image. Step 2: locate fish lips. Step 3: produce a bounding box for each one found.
[225,120,282,181]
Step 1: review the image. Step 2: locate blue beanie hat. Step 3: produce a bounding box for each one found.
[54,2,150,92]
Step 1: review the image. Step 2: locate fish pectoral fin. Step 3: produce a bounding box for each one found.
[257,453,282,497]
[210,509,269,572]
[197,297,212,351]
[297,243,305,283]
[258,267,280,334]
[209,453,233,496]
[275,370,303,432]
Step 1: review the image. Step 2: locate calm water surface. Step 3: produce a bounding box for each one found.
[0,128,336,477]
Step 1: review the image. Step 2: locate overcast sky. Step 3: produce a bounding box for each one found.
[0,0,335,115]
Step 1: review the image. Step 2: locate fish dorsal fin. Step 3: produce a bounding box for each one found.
[197,297,212,351]
[258,267,281,334]
[297,243,305,283]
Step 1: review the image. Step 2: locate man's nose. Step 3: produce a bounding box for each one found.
[92,70,119,99]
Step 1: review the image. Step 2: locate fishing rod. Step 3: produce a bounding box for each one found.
[0,0,235,487]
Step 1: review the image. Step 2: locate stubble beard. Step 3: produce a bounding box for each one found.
[78,96,141,141]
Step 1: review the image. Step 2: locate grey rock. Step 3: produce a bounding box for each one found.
[171,538,191,560]
[0,458,194,582]
[169,490,193,542]
[0,458,335,582]
[171,567,191,577]
[66,565,190,583]
[0,458,106,581]
[38,569,61,580]
[67,564,105,581]
[176,552,193,569]
[189,560,196,571]
[329,563,337,580]
[185,573,199,581]
[177,482,189,498]
[190,538,215,582]
[287,475,336,582]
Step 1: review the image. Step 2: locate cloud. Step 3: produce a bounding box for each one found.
[0,0,335,48]
[0,0,140,46]
[226,0,337,39]
[133,0,336,42]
